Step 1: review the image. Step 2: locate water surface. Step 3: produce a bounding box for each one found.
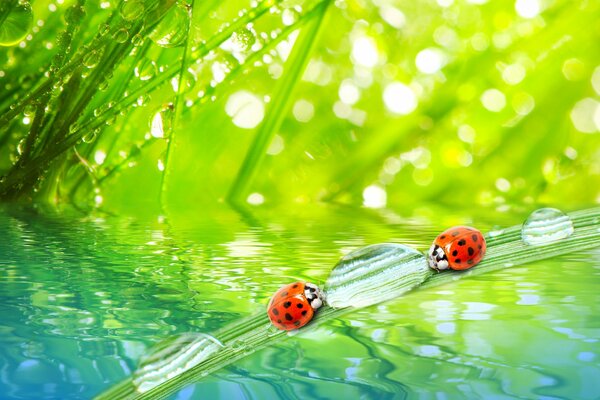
[0,204,598,399]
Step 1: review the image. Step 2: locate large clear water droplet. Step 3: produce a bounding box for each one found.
[521,208,574,246]
[0,2,33,47]
[324,243,431,308]
[149,3,189,48]
[132,333,223,394]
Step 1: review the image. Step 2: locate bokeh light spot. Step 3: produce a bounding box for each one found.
[481,89,506,112]
[383,82,418,115]
[225,91,265,129]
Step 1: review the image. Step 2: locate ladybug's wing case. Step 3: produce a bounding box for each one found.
[268,294,314,330]
[444,230,486,270]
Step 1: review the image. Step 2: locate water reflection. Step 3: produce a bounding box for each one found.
[0,205,598,399]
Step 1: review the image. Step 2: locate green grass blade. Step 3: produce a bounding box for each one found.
[227,0,331,204]
[94,207,600,400]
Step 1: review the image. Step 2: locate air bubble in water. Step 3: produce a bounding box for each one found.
[149,3,189,48]
[133,333,223,394]
[0,2,33,47]
[521,208,574,246]
[324,243,431,308]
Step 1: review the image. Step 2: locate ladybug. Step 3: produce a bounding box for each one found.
[428,226,486,271]
[267,282,324,331]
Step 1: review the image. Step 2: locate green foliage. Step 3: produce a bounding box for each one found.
[0,0,598,211]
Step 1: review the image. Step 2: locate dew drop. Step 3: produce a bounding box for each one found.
[131,33,144,47]
[113,28,129,44]
[120,0,145,21]
[324,243,431,308]
[83,49,102,68]
[0,2,33,47]
[232,28,256,51]
[521,208,574,246]
[69,122,80,134]
[281,8,299,26]
[99,24,111,36]
[133,333,223,394]
[82,129,98,143]
[150,103,173,138]
[134,58,157,81]
[65,4,86,26]
[149,3,189,48]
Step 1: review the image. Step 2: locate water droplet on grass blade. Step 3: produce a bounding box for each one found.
[150,103,173,138]
[135,58,157,81]
[120,0,145,21]
[0,2,33,47]
[521,208,574,246]
[324,244,431,308]
[113,28,129,43]
[83,49,102,68]
[133,333,223,393]
[149,3,189,48]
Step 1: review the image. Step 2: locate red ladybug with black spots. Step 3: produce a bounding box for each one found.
[428,226,486,271]
[267,282,324,331]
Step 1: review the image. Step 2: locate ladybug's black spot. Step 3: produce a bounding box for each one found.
[455,259,461,264]
[457,239,466,246]
[292,284,298,288]
[296,303,303,309]
[479,245,482,249]
[440,235,446,239]
[277,319,282,323]
[294,321,301,326]
[472,234,478,242]
[283,301,292,308]
[285,313,293,321]
[452,231,460,237]
[452,250,458,256]
[280,291,288,297]
[272,308,279,316]
[468,260,474,265]
[301,310,308,316]
[468,247,474,256]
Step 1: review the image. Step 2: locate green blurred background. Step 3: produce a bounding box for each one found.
[0,0,598,214]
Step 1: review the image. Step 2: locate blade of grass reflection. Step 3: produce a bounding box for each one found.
[95,207,600,400]
[227,0,331,204]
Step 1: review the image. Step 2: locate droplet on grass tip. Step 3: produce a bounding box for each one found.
[521,208,574,246]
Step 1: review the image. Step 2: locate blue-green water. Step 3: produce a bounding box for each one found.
[0,205,599,399]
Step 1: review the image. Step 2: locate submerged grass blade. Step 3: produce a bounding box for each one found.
[94,207,600,400]
[227,0,331,204]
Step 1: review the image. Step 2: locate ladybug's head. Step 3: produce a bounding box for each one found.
[304,282,324,310]
[428,244,449,271]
